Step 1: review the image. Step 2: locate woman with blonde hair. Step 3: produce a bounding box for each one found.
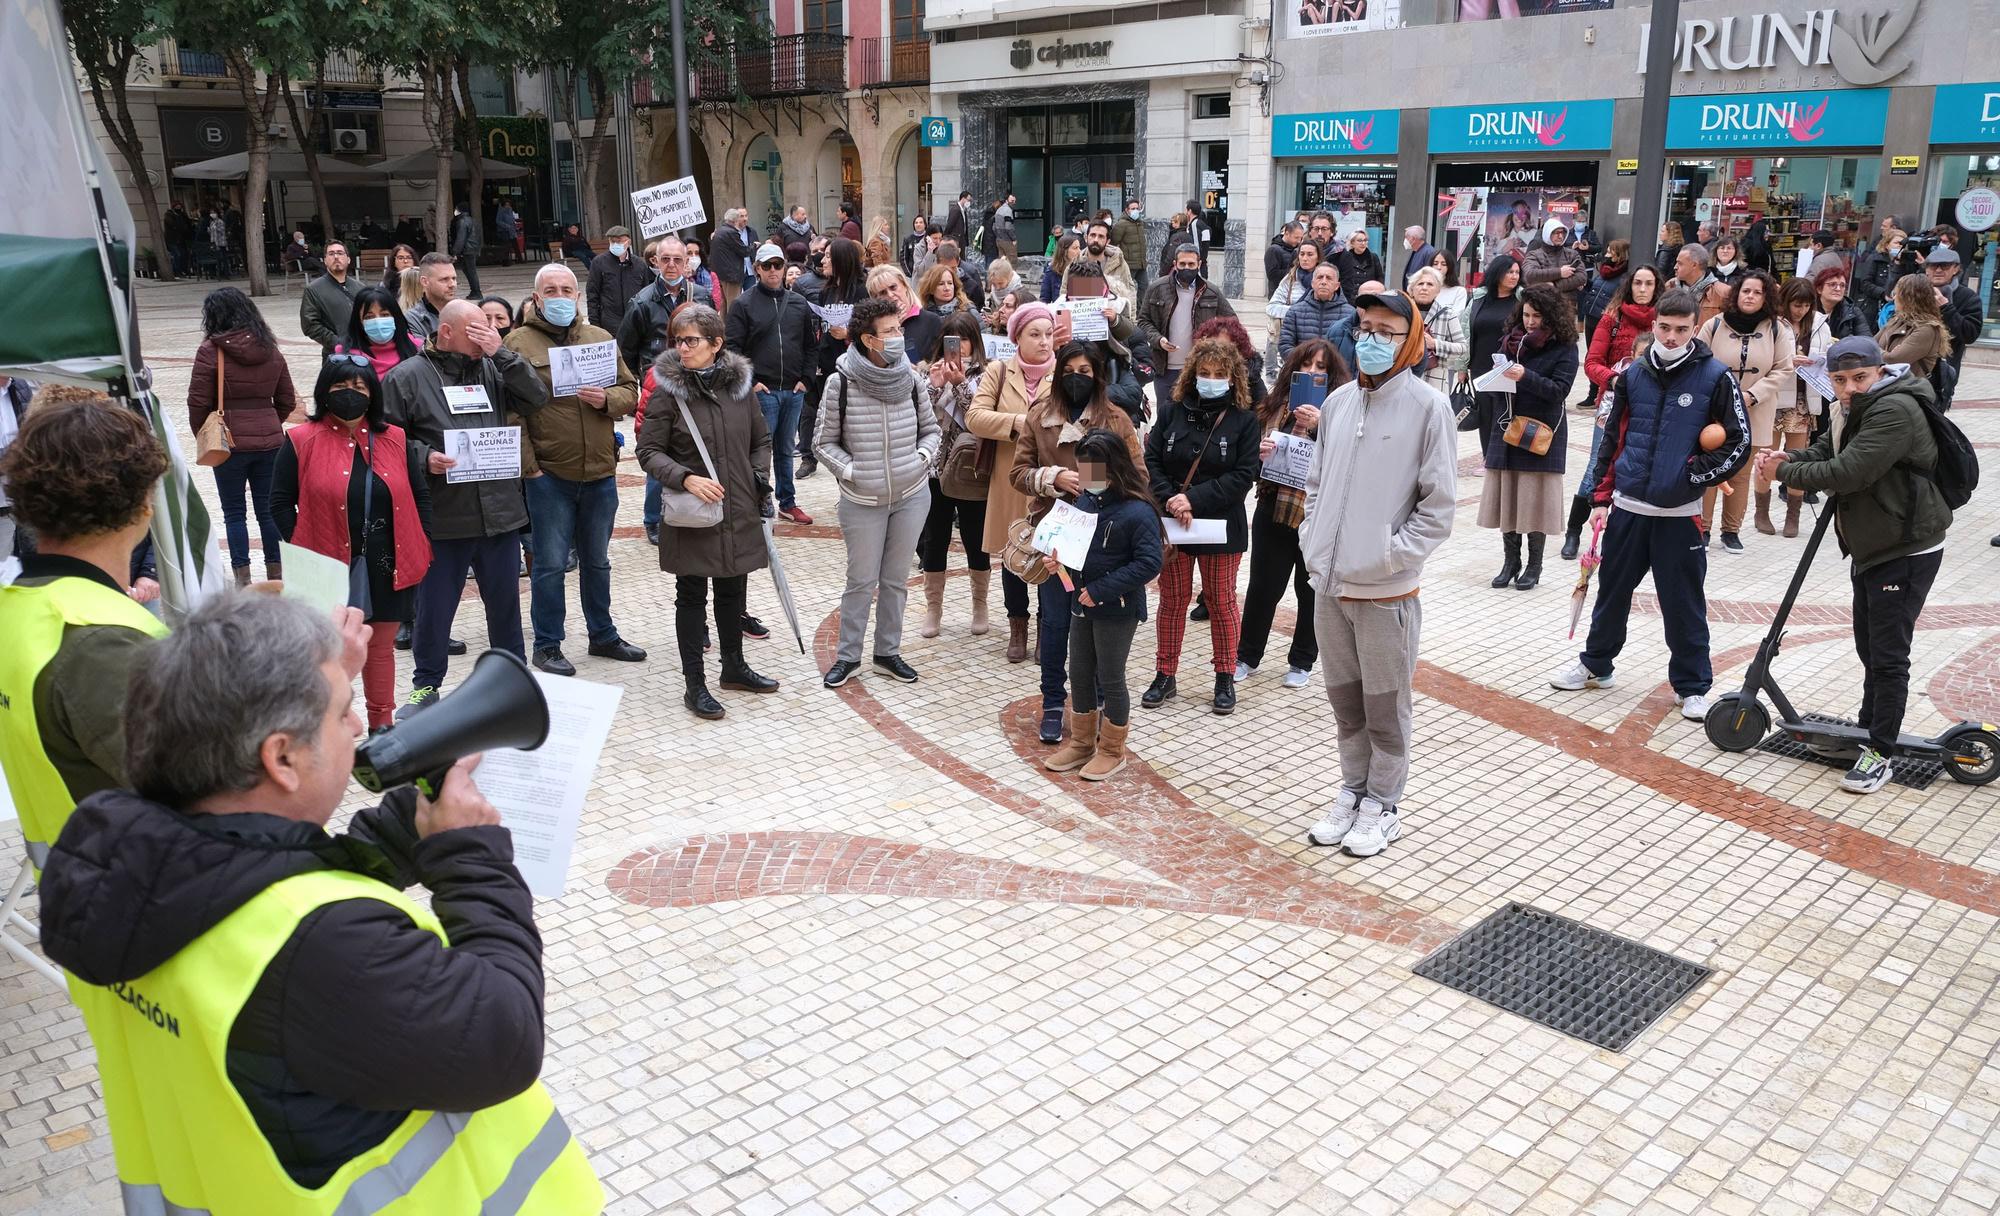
[396,266,424,314]
[1654,220,1686,280]
[1409,265,1468,396]
[866,262,941,363]
[917,262,968,316]
[1876,272,1950,380]
[1851,224,1906,322]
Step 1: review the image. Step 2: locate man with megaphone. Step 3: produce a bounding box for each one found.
[35,594,602,1214]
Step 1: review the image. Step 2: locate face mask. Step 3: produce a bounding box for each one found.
[688,255,702,270]
[1174,269,1199,287]
[361,316,396,344]
[327,388,370,421]
[874,335,907,363]
[1196,377,1230,400]
[1127,208,1141,220]
[609,242,628,258]
[540,297,577,327]
[1353,333,1399,376]
[1085,478,1109,494]
[664,273,686,287]
[1059,373,1095,407]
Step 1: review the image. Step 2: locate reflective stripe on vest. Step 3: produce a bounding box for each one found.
[75,869,601,1215]
[0,577,167,873]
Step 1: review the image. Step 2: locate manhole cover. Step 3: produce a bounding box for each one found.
[1413,904,1712,1053]
[1756,713,1941,789]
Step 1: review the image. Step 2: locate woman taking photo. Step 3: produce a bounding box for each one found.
[919,311,996,638]
[636,303,780,721]
[1696,270,1795,550]
[1265,239,1322,355]
[1009,339,1145,743]
[1480,283,1577,592]
[967,301,1060,666]
[340,286,422,379]
[1143,335,1262,715]
[866,264,941,365]
[188,287,296,586]
[271,356,432,730]
[1814,267,1870,339]
[815,296,942,690]
[1775,277,1832,536]
[1041,428,1165,782]
[1876,272,1951,382]
[1564,264,1659,558]
[1237,338,1342,690]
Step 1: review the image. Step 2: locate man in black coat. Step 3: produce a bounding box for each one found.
[711,208,756,309]
[1266,222,1303,289]
[726,243,820,523]
[1926,247,1983,385]
[942,191,973,247]
[586,225,651,330]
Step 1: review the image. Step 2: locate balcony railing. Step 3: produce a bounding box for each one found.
[856,37,929,88]
[159,39,229,80]
[696,33,849,99]
[310,52,381,87]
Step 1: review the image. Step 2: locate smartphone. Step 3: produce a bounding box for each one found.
[1290,372,1328,409]
[942,335,962,357]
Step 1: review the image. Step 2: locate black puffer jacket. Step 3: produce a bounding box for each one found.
[1143,395,1262,555]
[40,789,546,1188]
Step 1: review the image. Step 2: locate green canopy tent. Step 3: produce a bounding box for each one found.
[1,0,228,619]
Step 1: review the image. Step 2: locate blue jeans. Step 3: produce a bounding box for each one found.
[1036,578,1072,709]
[525,472,620,652]
[643,476,663,529]
[211,446,281,573]
[412,533,525,692]
[757,388,805,509]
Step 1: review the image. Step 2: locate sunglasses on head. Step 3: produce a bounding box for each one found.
[326,352,371,369]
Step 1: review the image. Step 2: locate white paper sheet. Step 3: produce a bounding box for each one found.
[1031,499,1099,569]
[443,425,522,484]
[811,302,853,330]
[1162,517,1227,545]
[1472,354,1517,394]
[278,542,350,614]
[549,340,619,396]
[631,176,706,238]
[1260,432,1315,491]
[1795,354,1835,403]
[473,674,622,899]
[983,334,1017,362]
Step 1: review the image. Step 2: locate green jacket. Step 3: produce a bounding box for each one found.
[1780,370,1951,571]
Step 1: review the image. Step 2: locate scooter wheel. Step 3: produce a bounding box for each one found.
[1942,727,2000,785]
[1704,694,1770,752]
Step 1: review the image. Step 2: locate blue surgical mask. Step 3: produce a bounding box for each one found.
[361,316,396,344]
[609,242,628,258]
[877,335,907,363]
[1196,377,1230,400]
[1353,333,1398,375]
[540,297,576,327]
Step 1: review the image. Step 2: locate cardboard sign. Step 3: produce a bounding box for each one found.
[631,176,706,238]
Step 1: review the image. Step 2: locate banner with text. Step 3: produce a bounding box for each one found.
[632,176,707,238]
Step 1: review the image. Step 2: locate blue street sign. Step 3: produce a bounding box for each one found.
[920,117,954,148]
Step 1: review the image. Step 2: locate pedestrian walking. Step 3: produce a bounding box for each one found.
[448,202,482,296]
[495,201,520,266]
[1113,200,1149,294]
[189,288,296,586]
[1696,271,1796,551]
[967,301,1060,663]
[1479,284,1578,591]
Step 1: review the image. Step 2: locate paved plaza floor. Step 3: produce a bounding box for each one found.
[5,266,2000,1215]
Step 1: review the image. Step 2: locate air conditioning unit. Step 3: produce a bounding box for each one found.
[333,128,370,154]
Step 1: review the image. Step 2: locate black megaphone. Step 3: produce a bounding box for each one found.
[352,650,551,797]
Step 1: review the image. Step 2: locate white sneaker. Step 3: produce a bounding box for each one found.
[1342,797,1402,857]
[1283,666,1312,689]
[1677,693,1711,721]
[1307,788,1362,846]
[1234,661,1257,682]
[1549,660,1615,691]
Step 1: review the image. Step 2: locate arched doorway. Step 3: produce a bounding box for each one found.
[649,128,716,241]
[744,136,784,233]
[892,127,931,231]
[816,131,860,229]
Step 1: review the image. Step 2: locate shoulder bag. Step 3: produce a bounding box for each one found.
[1451,374,1479,432]
[1159,411,1218,563]
[657,397,726,529]
[993,363,1055,585]
[194,345,234,467]
[1497,348,1556,456]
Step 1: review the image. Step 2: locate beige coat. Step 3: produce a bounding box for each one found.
[965,357,1051,553]
[1697,315,1796,446]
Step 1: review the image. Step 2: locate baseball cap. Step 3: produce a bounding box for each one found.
[1924,246,1961,267]
[755,242,786,265]
[1826,335,1884,371]
[1350,288,1414,321]
[605,225,630,239]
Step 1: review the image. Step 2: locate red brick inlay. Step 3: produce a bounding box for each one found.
[1926,633,2000,725]
[1632,593,2000,631]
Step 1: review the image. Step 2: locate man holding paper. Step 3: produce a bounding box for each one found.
[383,299,550,715]
[506,264,647,678]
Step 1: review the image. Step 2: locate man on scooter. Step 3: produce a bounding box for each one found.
[1760,335,1953,793]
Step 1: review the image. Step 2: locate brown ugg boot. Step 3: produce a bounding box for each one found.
[1080,719,1130,781]
[232,565,252,588]
[1044,709,1098,772]
[1006,616,1029,663]
[1783,492,1801,538]
[968,570,991,635]
[919,571,946,638]
[1754,489,1776,535]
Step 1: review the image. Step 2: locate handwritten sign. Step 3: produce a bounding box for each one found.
[1031,499,1099,570]
[1260,432,1315,490]
[443,425,522,484]
[631,176,706,239]
[810,302,853,330]
[549,340,618,396]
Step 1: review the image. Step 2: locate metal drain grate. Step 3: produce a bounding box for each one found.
[1755,713,1942,789]
[1413,904,1713,1053]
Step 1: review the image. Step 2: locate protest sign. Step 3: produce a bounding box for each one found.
[443,425,522,484]
[631,176,706,238]
[1031,499,1100,570]
[1260,432,1316,491]
[550,340,619,396]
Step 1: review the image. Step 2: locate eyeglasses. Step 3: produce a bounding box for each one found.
[326,352,371,368]
[672,334,712,348]
[758,260,785,270]
[1355,327,1409,339]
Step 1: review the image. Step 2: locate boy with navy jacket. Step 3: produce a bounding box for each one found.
[1549,287,1750,720]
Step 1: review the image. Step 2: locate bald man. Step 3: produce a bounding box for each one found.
[1400,226,1439,290]
[382,297,551,713]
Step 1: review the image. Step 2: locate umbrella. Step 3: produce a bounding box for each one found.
[1567,512,1607,639]
[374,150,533,181]
[762,519,806,655]
[171,150,382,182]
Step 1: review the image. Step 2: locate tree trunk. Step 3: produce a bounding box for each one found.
[553,65,587,233]
[226,49,276,296]
[281,75,334,242]
[453,58,485,266]
[579,69,615,239]
[420,59,457,261]
[84,45,175,282]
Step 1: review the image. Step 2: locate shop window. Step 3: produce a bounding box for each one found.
[1007,110,1046,147]
[1665,156,1878,281]
[467,64,513,116]
[1194,94,1231,120]
[1051,106,1090,147]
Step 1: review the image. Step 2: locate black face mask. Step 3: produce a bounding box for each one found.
[1174,269,1199,287]
[326,388,370,421]
[1059,373,1096,409]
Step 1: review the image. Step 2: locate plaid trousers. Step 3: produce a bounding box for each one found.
[1154,549,1243,676]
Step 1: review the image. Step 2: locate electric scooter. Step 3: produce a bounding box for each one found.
[1704,496,2000,785]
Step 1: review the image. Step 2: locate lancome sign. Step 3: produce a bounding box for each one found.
[1638,6,1916,87]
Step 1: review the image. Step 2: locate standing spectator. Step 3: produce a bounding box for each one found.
[684,237,725,310]
[1399,225,1440,289]
[867,264,942,365]
[1412,266,1469,396]
[1673,242,1718,302]
[1805,229,1845,280]
[1876,272,1951,385]
[814,297,942,689]
[381,299,549,714]
[1041,427,1165,781]
[1710,238,1747,287]
[1114,199,1149,294]
[1479,283,1578,592]
[508,264,647,676]
[1569,208,1600,262]
[299,240,363,354]
[339,286,423,380]
[1848,226,1905,324]
[1653,221,1686,281]
[637,304,778,719]
[1761,336,1954,792]
[1138,244,1236,406]
[1237,339,1341,690]
[984,258,1020,323]
[478,296,516,337]
[800,238,869,483]
[616,235,700,376]
[404,252,458,341]
[1266,239,1322,356]
[1925,247,1982,395]
[206,208,229,270]
[1298,288,1457,858]
[943,190,973,247]
[494,200,520,266]
[1567,264,1660,557]
[1142,336,1261,716]
[778,204,814,248]
[587,226,650,332]
[1333,230,1383,295]
[933,241,987,311]
[1464,253,1522,444]
[899,214,930,276]
[1041,234,1079,303]
[271,357,432,729]
[1183,201,1212,268]
[1577,238,1632,344]
[1082,220,1137,310]
[713,209,754,309]
[189,288,296,585]
[991,191,1018,261]
[727,243,819,525]
[1275,258,1348,367]
[1775,276,1832,536]
[1696,271,1795,550]
[838,201,863,243]
[917,311,996,638]
[1551,287,1748,720]
[1815,268,1870,339]
[380,243,418,294]
[966,300,1058,664]
[1522,218,1585,301]
[448,201,482,296]
[163,201,192,278]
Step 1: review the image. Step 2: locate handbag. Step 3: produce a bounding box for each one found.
[1451,374,1480,432]
[657,397,726,529]
[941,364,1000,500]
[194,345,233,467]
[347,428,376,617]
[1501,412,1556,456]
[1000,513,1052,585]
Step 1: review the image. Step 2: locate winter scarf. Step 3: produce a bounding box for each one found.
[835,344,921,401]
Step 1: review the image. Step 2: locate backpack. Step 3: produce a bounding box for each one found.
[1907,380,1978,509]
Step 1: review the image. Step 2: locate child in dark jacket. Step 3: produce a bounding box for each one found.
[1043,428,1165,781]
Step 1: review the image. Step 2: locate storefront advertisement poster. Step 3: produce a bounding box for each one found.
[1427,100,1616,154]
[1438,190,1487,235]
[1291,0,1400,39]
[1664,88,1889,150]
[1957,188,2000,234]
[1456,0,1611,19]
[1273,109,1400,158]
[1930,82,2000,145]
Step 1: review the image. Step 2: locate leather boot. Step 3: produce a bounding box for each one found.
[1006,616,1029,663]
[1080,719,1130,781]
[1754,489,1777,535]
[265,561,282,583]
[1514,533,1545,590]
[1783,493,1801,538]
[1491,532,1522,588]
[1560,497,1589,561]
[1044,708,1099,772]
[919,571,946,638]
[232,565,252,588]
[967,570,991,635]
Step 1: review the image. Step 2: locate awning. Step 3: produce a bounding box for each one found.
[171,151,383,182]
[375,149,534,181]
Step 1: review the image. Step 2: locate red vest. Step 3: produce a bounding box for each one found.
[287,419,432,590]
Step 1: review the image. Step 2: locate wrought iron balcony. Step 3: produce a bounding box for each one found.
[856,37,929,89]
[158,39,229,80]
[309,52,380,87]
[696,33,849,99]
